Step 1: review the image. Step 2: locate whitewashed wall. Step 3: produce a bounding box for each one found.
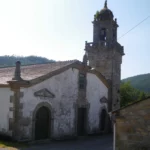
[86,73,108,134]
[20,68,79,140]
[0,88,13,136]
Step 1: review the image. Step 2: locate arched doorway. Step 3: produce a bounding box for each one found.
[35,106,51,140]
[100,109,107,131]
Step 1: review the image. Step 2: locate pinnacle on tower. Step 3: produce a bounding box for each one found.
[104,0,107,8]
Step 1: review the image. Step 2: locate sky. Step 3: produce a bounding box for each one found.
[0,0,149,79]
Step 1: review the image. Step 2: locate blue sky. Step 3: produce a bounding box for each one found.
[0,0,149,79]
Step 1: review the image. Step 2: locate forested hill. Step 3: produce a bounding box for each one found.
[122,73,150,93]
[0,55,55,68]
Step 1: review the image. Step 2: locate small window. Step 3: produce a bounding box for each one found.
[79,73,86,90]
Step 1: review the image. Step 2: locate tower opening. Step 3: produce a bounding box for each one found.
[100,28,106,41]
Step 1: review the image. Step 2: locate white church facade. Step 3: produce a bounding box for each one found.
[0,0,124,141]
[0,60,109,141]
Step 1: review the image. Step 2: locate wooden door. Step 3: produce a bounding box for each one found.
[35,106,50,140]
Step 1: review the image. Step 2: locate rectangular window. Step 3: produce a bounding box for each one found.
[79,73,86,90]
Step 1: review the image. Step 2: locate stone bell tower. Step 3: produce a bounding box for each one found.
[85,0,124,111]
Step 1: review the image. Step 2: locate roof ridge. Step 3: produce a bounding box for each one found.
[0,59,79,69]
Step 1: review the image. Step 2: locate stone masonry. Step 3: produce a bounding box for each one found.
[85,1,124,111]
[114,98,150,150]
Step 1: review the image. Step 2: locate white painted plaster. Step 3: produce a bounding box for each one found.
[20,68,79,139]
[0,88,12,135]
[19,69,108,140]
[86,73,108,133]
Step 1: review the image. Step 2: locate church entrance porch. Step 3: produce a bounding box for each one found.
[34,106,51,140]
[77,108,87,136]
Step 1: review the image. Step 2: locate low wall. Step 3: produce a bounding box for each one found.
[115,98,150,150]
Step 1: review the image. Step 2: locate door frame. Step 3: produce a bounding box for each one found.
[74,103,90,136]
[77,107,87,136]
[32,102,54,140]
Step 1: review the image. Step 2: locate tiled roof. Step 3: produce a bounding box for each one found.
[0,60,78,84]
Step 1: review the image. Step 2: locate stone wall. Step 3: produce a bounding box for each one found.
[115,98,150,150]
[85,42,123,111]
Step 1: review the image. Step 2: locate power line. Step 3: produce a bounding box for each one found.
[118,15,150,40]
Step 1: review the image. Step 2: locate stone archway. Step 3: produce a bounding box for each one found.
[32,102,53,140]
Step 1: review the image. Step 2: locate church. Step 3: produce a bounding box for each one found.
[0,1,124,141]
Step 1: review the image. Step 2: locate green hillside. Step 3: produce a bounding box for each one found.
[122,73,150,93]
[0,55,55,68]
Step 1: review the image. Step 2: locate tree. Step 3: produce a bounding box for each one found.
[120,82,148,107]
[138,92,147,101]
[0,55,55,67]
[120,82,136,107]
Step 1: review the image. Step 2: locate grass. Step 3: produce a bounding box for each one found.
[0,140,27,149]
